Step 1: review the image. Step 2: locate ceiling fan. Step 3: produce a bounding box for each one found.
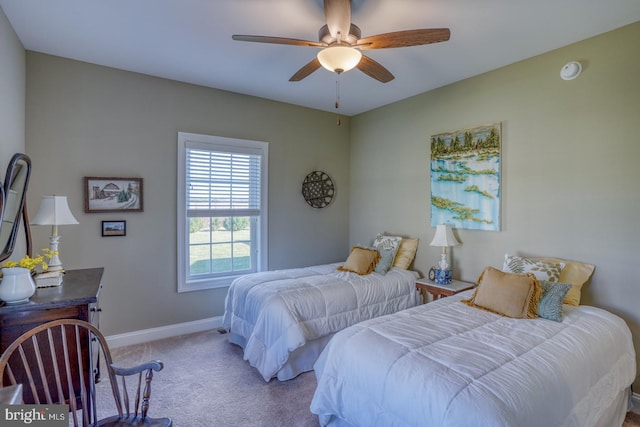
[232,0,450,83]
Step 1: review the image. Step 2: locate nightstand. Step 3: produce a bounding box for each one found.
[416,278,475,303]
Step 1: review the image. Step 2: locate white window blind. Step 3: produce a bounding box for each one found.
[186,147,262,217]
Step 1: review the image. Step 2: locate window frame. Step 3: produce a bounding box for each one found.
[177,132,268,292]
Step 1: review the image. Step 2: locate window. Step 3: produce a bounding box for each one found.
[177,132,268,292]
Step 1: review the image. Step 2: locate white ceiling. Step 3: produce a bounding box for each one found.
[2,0,640,116]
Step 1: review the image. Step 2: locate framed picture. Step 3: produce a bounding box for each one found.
[84,177,143,213]
[430,122,501,231]
[101,220,126,237]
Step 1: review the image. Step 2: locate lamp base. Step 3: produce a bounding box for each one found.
[437,253,449,270]
[434,269,452,285]
[45,235,65,273]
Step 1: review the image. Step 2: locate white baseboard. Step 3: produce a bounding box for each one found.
[105,316,224,349]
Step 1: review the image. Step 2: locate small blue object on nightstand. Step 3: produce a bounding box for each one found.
[434,269,452,285]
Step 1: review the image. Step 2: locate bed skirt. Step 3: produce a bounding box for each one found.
[318,387,632,427]
[228,331,335,381]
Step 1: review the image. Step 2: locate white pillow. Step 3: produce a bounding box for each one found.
[502,254,565,282]
[372,233,402,251]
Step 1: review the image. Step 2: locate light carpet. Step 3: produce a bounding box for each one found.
[95,330,319,426]
[95,329,639,427]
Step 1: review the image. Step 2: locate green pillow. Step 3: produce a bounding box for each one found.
[374,246,398,274]
[537,280,571,322]
[372,234,401,274]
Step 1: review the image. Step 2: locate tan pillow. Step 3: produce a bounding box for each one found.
[462,267,541,319]
[392,238,419,269]
[534,257,595,306]
[337,246,380,275]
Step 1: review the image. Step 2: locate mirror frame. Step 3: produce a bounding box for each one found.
[0,153,33,263]
[0,184,5,237]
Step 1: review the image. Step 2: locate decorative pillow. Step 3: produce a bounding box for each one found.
[462,266,541,319]
[534,257,595,306]
[502,254,565,282]
[393,238,419,269]
[372,233,402,250]
[337,246,380,275]
[374,247,398,274]
[372,234,402,274]
[537,280,571,322]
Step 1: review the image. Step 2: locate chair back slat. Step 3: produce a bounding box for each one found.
[4,364,17,386]
[17,344,40,404]
[59,326,78,414]
[120,376,130,416]
[134,372,142,418]
[33,332,53,404]
[72,324,91,426]
[44,328,63,406]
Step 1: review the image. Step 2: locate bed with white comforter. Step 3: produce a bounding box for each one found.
[223,263,420,381]
[311,290,636,427]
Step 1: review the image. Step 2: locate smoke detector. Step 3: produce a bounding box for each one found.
[560,61,582,80]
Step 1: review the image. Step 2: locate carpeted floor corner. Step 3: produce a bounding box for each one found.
[95,329,639,427]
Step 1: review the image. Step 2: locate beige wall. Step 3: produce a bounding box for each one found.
[0,6,26,259]
[24,53,351,336]
[0,7,24,164]
[350,21,640,388]
[0,7,25,178]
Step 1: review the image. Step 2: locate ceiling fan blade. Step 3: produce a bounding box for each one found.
[356,54,394,83]
[324,0,351,42]
[289,58,322,81]
[232,34,325,48]
[356,28,450,50]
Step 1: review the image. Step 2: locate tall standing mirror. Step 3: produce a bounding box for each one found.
[0,153,32,263]
[0,185,5,247]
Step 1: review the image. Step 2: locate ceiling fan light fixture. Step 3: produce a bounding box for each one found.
[317,45,362,73]
[233,0,449,84]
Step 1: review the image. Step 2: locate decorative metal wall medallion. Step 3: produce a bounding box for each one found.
[302,171,335,208]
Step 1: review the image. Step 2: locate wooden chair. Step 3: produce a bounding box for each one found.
[0,318,172,426]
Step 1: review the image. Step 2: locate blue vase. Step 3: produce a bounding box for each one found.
[434,269,452,285]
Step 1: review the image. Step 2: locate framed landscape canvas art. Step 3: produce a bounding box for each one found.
[430,123,501,231]
[102,220,126,236]
[84,177,143,213]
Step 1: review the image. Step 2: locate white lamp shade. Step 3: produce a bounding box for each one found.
[31,196,79,226]
[429,224,460,247]
[317,46,362,73]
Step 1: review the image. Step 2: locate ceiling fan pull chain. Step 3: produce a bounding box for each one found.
[335,73,340,109]
[335,73,341,126]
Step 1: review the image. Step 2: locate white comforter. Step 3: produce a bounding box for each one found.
[223,263,420,381]
[311,291,636,427]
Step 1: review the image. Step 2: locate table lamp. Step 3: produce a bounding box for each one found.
[429,224,460,284]
[31,195,79,273]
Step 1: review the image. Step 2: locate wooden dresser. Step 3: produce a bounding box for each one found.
[0,267,104,403]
